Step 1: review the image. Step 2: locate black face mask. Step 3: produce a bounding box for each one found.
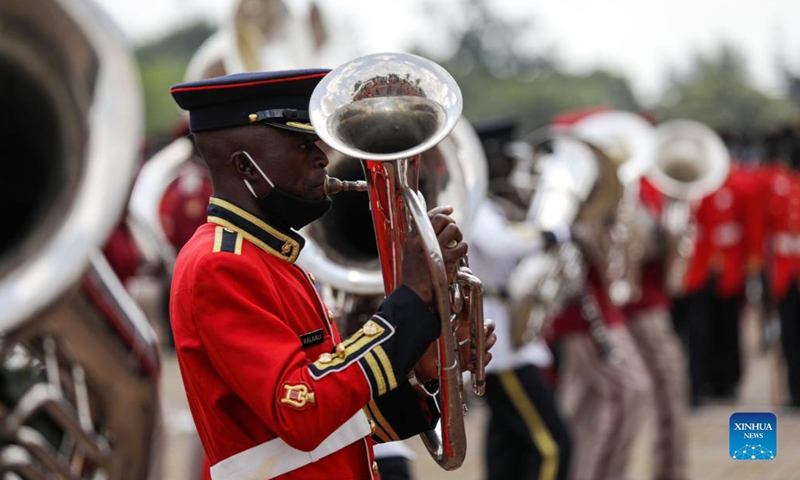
[242,151,332,231]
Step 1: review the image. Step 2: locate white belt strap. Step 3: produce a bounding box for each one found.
[712,221,742,248]
[774,233,800,256]
[210,410,371,480]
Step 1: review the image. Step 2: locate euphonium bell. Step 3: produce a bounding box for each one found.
[308,52,485,470]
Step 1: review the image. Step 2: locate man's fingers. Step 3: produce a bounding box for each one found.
[430,213,456,235]
[484,331,497,350]
[428,205,454,218]
[439,223,463,245]
[484,319,496,335]
[466,353,493,372]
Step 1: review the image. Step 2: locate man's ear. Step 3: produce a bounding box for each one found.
[232,151,258,181]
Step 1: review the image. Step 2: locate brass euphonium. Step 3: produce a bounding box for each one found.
[0,0,160,478]
[308,52,486,470]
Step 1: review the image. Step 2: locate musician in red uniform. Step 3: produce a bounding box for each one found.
[542,109,649,480]
[763,125,800,406]
[680,150,760,404]
[168,70,495,480]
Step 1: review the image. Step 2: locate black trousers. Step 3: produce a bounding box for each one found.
[778,281,800,406]
[484,365,572,480]
[680,280,742,401]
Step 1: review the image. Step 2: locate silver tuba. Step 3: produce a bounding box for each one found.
[308,52,487,470]
[0,0,160,479]
[646,119,730,295]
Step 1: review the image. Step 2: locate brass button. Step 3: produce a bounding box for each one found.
[369,420,377,434]
[362,321,379,336]
[372,461,379,475]
[327,310,335,322]
[318,353,333,364]
[308,272,316,284]
[335,343,347,359]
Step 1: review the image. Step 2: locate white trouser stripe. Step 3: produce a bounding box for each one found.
[210,411,371,480]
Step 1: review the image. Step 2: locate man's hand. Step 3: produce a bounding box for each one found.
[414,319,497,383]
[401,206,468,304]
[459,318,496,374]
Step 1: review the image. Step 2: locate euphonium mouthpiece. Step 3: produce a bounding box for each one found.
[324,176,368,196]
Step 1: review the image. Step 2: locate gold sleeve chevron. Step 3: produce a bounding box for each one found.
[364,401,401,443]
[308,315,396,394]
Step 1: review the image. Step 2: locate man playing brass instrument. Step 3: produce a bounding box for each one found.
[168,70,495,480]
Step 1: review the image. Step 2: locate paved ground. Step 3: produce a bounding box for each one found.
[158,306,800,479]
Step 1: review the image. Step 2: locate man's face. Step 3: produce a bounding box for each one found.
[249,126,330,200]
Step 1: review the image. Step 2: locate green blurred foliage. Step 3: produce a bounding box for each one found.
[135,23,214,144]
[451,66,641,135]
[414,0,642,134]
[414,0,799,137]
[133,3,799,143]
[656,45,800,134]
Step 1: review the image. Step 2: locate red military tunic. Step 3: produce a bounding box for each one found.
[171,197,440,480]
[744,162,778,276]
[683,163,758,298]
[765,165,800,298]
[548,267,626,338]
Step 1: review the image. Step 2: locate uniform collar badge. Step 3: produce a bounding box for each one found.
[207,197,305,262]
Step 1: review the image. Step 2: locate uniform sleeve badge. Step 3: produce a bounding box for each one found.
[280,382,316,410]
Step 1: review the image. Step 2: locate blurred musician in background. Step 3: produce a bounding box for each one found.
[468,117,572,480]
[159,120,214,253]
[622,177,688,480]
[678,138,760,405]
[762,124,800,407]
[153,119,214,351]
[542,109,649,480]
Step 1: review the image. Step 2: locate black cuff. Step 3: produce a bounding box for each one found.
[365,381,440,443]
